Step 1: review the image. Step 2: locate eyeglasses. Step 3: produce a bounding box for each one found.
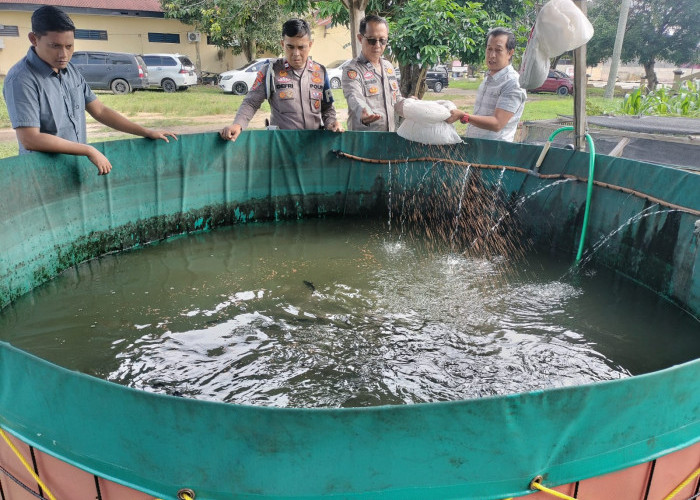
[362,36,388,46]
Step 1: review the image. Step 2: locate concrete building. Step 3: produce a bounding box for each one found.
[0,0,352,77]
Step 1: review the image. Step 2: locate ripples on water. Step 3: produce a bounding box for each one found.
[1,219,698,408]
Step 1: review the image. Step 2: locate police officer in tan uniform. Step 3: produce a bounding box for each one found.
[342,15,403,132]
[220,19,343,142]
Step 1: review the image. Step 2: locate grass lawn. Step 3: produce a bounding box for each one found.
[1,78,623,159]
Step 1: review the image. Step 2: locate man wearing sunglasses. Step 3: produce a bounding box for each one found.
[342,15,404,131]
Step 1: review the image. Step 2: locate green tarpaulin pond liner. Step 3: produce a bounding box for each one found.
[0,131,698,500]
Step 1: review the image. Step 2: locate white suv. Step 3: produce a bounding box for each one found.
[142,53,197,92]
[219,59,270,95]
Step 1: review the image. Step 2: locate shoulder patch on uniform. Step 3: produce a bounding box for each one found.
[347,70,357,80]
[251,71,265,91]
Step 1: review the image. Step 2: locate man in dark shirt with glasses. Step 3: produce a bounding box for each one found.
[342,15,404,131]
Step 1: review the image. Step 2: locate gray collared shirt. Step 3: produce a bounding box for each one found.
[467,64,526,142]
[3,47,97,154]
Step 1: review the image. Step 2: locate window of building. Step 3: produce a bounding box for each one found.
[74,29,108,41]
[148,32,180,44]
[0,25,20,37]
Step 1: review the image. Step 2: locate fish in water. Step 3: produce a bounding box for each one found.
[303,280,316,292]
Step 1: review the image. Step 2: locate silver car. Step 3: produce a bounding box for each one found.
[142,53,198,92]
[72,51,149,94]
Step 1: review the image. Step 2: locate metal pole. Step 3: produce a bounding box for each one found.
[604,0,631,99]
[573,0,588,151]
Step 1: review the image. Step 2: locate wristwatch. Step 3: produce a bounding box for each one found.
[460,113,470,124]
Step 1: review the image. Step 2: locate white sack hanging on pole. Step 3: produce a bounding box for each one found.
[519,0,594,89]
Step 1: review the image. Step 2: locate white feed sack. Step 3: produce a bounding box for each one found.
[519,0,594,89]
[397,99,462,145]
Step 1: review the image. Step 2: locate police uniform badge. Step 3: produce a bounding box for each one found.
[279,70,288,77]
[313,100,321,110]
[391,81,399,90]
[387,67,394,75]
[347,70,357,80]
[278,91,294,100]
[368,86,379,94]
[363,71,374,80]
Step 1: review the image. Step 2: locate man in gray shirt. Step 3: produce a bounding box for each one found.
[448,27,526,142]
[220,19,343,142]
[3,6,177,175]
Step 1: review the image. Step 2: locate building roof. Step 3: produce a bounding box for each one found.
[0,0,163,12]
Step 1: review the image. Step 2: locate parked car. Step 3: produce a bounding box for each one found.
[532,70,573,95]
[326,59,352,89]
[72,51,148,94]
[141,53,197,92]
[219,59,270,95]
[426,66,449,93]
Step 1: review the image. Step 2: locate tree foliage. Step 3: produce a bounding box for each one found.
[283,0,531,97]
[586,0,700,89]
[161,0,284,61]
[389,0,492,96]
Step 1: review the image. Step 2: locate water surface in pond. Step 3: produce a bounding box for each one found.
[1,218,698,407]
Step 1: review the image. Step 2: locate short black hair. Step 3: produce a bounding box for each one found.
[282,19,312,39]
[31,6,75,36]
[487,27,515,52]
[359,15,388,35]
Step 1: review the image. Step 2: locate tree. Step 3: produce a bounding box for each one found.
[389,0,491,97]
[284,0,527,98]
[161,0,284,62]
[587,0,700,90]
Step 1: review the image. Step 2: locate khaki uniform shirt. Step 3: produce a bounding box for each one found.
[342,54,402,131]
[233,58,338,130]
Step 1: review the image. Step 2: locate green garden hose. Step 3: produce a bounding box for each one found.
[546,126,596,263]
